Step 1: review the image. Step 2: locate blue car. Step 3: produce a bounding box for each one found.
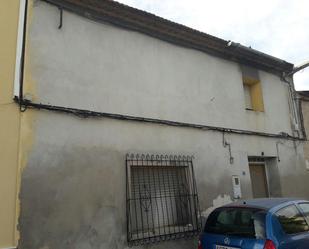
[199,198,309,249]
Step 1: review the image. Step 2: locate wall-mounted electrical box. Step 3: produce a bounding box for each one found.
[232,175,242,199]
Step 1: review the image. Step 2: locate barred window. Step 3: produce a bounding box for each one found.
[126,154,200,246]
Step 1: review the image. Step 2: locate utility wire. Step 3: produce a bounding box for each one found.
[15,97,305,141]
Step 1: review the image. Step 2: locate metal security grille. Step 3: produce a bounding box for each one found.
[126,154,200,246]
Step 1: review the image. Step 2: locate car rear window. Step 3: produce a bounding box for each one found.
[275,204,309,234]
[299,203,309,220]
[204,207,266,239]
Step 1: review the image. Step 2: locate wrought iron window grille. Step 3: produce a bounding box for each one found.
[126,153,201,246]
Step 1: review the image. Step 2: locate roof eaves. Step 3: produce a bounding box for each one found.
[298,91,309,100]
[42,0,294,75]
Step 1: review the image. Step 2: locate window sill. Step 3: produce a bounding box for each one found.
[245,108,265,113]
[129,225,199,245]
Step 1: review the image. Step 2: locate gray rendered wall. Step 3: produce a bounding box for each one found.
[28,2,292,135]
[19,112,309,249]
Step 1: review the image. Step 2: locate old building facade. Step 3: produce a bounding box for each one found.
[1,0,309,248]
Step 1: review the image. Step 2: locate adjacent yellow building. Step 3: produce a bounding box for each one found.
[0,1,25,248]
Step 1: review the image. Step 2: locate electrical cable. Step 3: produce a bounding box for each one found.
[15,97,305,141]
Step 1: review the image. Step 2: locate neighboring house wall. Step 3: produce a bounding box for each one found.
[301,99,309,169]
[17,2,309,249]
[0,1,22,248]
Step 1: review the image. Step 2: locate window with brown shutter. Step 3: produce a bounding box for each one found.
[126,154,200,246]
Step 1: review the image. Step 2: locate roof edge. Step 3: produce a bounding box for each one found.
[298,91,309,100]
[42,0,294,75]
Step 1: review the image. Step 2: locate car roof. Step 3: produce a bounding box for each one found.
[223,198,302,210]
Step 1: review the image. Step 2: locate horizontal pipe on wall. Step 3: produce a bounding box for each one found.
[14,97,305,141]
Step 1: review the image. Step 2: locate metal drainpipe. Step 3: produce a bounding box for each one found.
[283,62,309,140]
[299,98,307,140]
[282,75,301,139]
[19,0,29,110]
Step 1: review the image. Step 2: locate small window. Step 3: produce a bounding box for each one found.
[126,154,200,246]
[242,78,264,112]
[299,203,309,220]
[244,84,253,110]
[204,207,266,239]
[241,66,264,112]
[275,205,309,234]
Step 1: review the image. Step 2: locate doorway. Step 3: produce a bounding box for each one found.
[249,163,269,198]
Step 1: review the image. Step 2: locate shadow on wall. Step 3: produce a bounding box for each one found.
[18,146,127,249]
[18,146,198,249]
[266,157,282,198]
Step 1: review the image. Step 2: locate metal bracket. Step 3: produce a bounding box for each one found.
[19,104,27,112]
[58,7,63,29]
[276,141,282,162]
[223,132,234,164]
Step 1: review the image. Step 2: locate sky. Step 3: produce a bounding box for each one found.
[117,0,309,90]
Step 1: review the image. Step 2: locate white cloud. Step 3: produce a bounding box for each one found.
[117,0,309,90]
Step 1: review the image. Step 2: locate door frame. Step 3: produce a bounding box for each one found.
[248,161,270,198]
